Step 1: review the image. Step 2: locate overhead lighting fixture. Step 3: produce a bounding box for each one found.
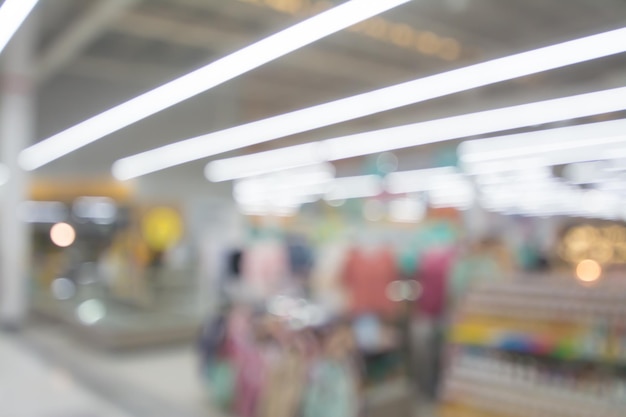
[0,0,39,55]
[112,26,626,179]
[206,86,626,181]
[18,0,410,171]
[324,175,383,201]
[389,198,426,223]
[385,166,460,194]
[459,118,626,164]
[234,163,335,205]
[208,142,329,182]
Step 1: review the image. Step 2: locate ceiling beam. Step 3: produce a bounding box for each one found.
[109,10,416,88]
[36,0,142,84]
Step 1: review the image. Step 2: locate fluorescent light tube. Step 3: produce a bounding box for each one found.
[459,118,626,163]
[18,0,410,170]
[0,0,39,55]
[385,166,460,194]
[207,142,328,182]
[112,26,626,179]
[206,86,626,181]
[324,175,382,201]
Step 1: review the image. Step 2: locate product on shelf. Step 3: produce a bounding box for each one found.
[440,278,626,417]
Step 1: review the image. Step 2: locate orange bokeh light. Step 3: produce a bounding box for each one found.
[575,259,602,283]
[50,222,76,248]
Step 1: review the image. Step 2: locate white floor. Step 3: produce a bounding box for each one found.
[8,323,434,417]
[20,323,218,417]
[0,331,133,417]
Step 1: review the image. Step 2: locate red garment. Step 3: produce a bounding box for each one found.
[415,247,455,318]
[342,247,398,317]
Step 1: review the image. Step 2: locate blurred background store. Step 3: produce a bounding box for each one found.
[1,0,626,416]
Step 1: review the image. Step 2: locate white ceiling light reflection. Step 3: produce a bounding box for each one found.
[76,299,106,325]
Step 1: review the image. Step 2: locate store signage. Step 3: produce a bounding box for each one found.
[141,207,183,251]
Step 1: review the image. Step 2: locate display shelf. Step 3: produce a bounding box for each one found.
[440,354,626,417]
[440,279,626,417]
[449,280,626,363]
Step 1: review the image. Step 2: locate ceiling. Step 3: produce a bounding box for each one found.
[4,0,626,183]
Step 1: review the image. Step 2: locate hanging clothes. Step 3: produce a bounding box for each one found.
[343,247,399,318]
[415,247,456,319]
[310,241,350,315]
[447,252,501,311]
[411,246,456,400]
[286,234,314,280]
[234,345,267,417]
[301,359,360,417]
[257,350,307,417]
[241,240,289,298]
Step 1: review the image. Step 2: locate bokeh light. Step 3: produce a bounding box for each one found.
[51,277,76,300]
[76,299,106,325]
[50,222,76,247]
[576,259,602,282]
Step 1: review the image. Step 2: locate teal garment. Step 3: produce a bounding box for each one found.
[398,248,421,276]
[448,255,501,307]
[204,360,236,411]
[517,243,540,270]
[397,221,459,275]
[302,360,359,417]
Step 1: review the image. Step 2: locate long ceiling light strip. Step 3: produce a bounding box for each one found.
[206,86,626,181]
[110,26,626,180]
[0,0,39,54]
[17,0,410,171]
[459,118,626,163]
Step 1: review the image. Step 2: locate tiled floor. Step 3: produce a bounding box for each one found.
[0,331,133,417]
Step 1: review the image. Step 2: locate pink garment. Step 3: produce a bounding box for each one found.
[241,241,288,296]
[415,247,456,318]
[227,310,267,417]
[342,247,399,317]
[234,344,267,417]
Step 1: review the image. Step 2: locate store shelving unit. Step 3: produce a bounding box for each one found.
[440,279,626,417]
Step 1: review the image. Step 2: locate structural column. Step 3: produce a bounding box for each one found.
[0,18,36,329]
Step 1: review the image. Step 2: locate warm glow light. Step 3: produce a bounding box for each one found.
[575,259,602,282]
[18,0,409,170]
[0,0,39,55]
[114,27,626,179]
[50,222,76,248]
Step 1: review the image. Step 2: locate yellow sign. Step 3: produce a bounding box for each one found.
[141,207,183,251]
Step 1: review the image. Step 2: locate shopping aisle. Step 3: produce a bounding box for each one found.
[0,330,133,417]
